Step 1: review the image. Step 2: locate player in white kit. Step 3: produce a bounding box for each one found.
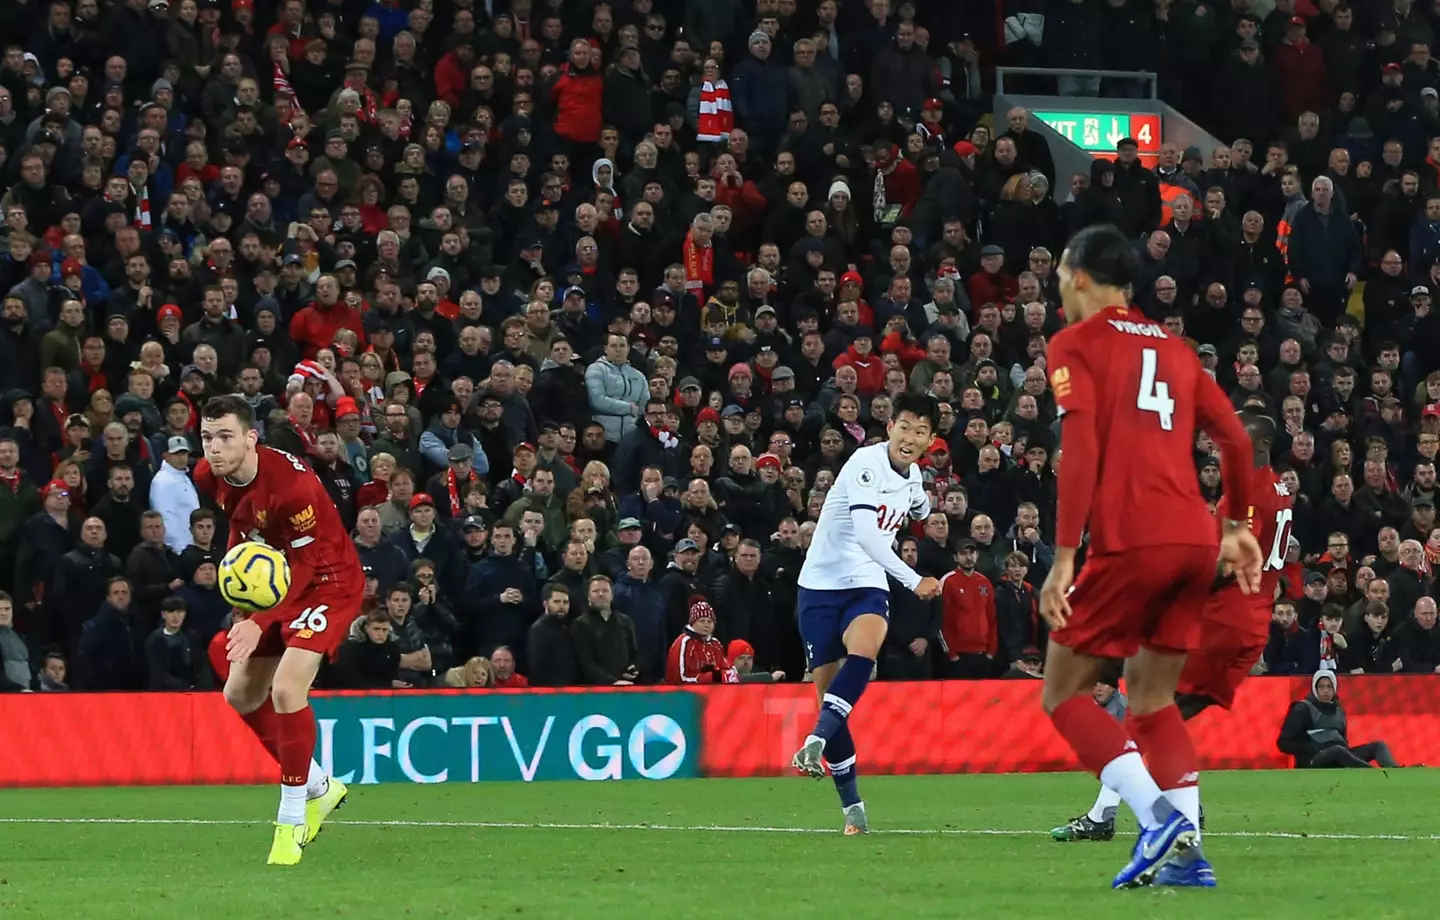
[792,393,943,833]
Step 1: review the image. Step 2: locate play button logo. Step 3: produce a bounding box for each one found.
[627,715,687,780]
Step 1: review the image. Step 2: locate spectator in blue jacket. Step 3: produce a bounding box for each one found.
[612,545,667,682]
[730,31,790,154]
[466,521,542,664]
[1409,194,1440,266]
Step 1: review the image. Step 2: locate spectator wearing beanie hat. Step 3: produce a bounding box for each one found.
[665,596,737,684]
[731,30,788,152]
[727,638,786,682]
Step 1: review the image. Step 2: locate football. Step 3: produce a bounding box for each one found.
[218,541,292,612]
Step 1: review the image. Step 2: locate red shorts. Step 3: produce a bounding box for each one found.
[1051,544,1217,659]
[1175,588,1269,709]
[1176,641,1264,709]
[250,582,365,660]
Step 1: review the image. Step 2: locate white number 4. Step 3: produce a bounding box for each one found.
[288,605,330,633]
[1137,348,1175,431]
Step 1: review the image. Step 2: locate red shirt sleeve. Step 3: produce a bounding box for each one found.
[1054,412,1100,549]
[1050,329,1100,548]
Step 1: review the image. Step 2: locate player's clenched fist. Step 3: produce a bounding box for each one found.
[913,576,941,600]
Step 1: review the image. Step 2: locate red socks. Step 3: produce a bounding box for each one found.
[1050,695,1138,777]
[1127,704,1198,790]
[241,697,280,760]
[274,706,317,787]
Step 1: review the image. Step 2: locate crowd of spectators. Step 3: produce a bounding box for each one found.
[3,0,1440,694]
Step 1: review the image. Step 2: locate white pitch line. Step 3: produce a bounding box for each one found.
[0,817,1435,841]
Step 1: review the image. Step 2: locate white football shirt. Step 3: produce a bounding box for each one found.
[799,442,928,593]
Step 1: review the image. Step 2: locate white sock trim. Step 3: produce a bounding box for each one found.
[277,784,307,826]
[1088,784,1122,822]
[1099,751,1163,830]
[306,759,327,799]
[822,693,853,717]
[1164,785,1202,841]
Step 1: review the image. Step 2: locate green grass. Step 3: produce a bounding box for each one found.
[1,771,1436,919]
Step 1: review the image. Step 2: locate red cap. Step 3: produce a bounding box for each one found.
[233,0,254,9]
[726,639,754,660]
[696,407,720,425]
[1288,14,1305,26]
[408,493,434,510]
[840,270,863,288]
[923,97,944,111]
[1384,61,1403,73]
[287,136,307,150]
[728,362,752,379]
[334,396,360,418]
[157,303,182,322]
[40,479,69,500]
[60,258,84,278]
[688,596,716,625]
[1423,402,1440,419]
[513,441,537,453]
[928,436,949,454]
[27,250,52,269]
[952,140,978,158]
[755,453,782,471]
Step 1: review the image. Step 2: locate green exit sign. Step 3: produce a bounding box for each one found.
[1031,111,1127,151]
[1031,111,1160,153]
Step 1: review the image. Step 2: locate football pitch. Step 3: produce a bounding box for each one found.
[2,770,1435,919]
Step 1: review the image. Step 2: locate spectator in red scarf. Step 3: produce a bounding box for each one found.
[427,443,484,521]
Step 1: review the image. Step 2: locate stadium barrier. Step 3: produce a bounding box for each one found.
[3,677,1437,787]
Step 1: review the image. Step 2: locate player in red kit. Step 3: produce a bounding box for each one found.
[1053,410,1294,844]
[1037,226,1263,889]
[1176,411,1294,714]
[195,395,365,866]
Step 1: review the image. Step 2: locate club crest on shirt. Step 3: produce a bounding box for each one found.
[255,510,267,528]
[1050,366,1072,398]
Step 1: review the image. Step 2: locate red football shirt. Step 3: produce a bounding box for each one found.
[1250,464,1296,601]
[1204,463,1294,639]
[1048,305,1252,554]
[194,445,363,621]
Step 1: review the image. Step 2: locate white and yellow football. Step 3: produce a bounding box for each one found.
[218,541,292,612]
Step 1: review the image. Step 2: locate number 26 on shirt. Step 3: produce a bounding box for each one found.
[1137,347,1175,430]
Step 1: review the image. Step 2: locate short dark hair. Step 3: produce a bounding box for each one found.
[892,392,940,431]
[1062,224,1140,289]
[161,596,187,613]
[201,394,255,428]
[542,582,569,600]
[389,580,415,599]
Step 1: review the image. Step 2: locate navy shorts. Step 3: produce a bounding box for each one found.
[797,586,890,670]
